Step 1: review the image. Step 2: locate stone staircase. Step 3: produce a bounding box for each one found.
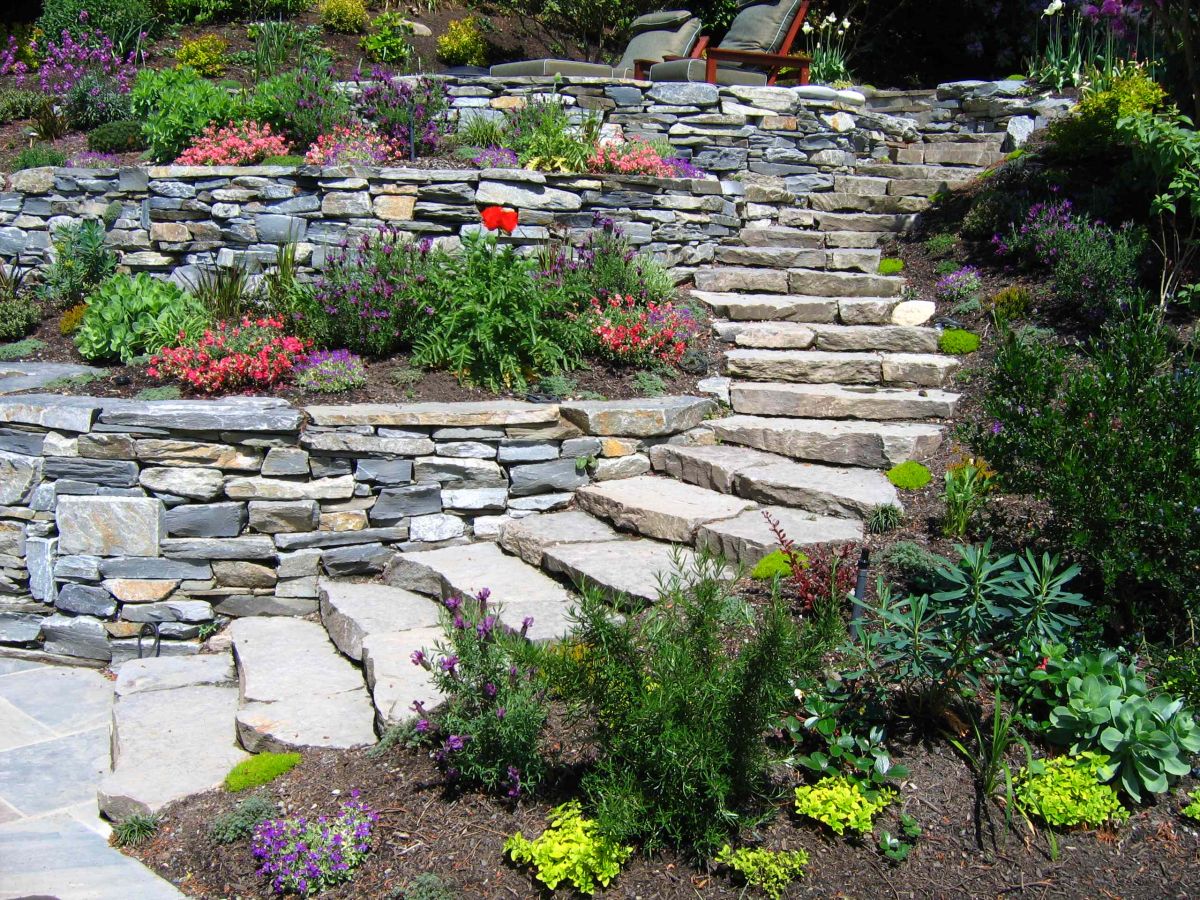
[95,135,1004,818]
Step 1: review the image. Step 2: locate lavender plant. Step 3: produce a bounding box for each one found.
[411,590,549,799]
[355,70,452,157]
[934,265,984,304]
[251,792,376,896]
[296,349,368,393]
[472,145,519,168]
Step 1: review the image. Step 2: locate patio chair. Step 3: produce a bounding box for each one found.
[489,10,705,81]
[649,0,812,87]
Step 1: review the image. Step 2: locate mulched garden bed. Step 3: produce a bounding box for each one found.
[125,730,1200,898]
[10,303,721,405]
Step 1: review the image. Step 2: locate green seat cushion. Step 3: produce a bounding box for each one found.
[489,59,615,78]
[629,9,693,34]
[617,15,702,73]
[721,0,803,55]
[648,57,769,86]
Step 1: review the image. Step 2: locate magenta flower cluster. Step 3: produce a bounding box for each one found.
[251,792,377,896]
[356,70,453,157]
[993,198,1079,263]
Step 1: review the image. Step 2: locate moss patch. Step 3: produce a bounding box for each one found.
[886,461,932,490]
[225,752,302,792]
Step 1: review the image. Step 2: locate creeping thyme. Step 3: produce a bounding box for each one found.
[251,791,377,896]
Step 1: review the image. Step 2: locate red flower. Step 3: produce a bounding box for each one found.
[1037,657,1049,671]
[480,205,518,234]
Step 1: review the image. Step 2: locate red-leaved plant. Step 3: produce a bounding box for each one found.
[148,317,310,394]
[763,510,858,614]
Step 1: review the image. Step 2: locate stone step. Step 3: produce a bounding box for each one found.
[786,269,904,298]
[824,230,892,248]
[857,163,982,182]
[650,444,901,519]
[693,266,790,294]
[319,580,442,662]
[714,246,825,269]
[98,655,249,820]
[708,414,945,469]
[691,290,840,323]
[811,211,918,233]
[696,506,864,567]
[383,541,575,642]
[541,537,702,607]
[574,475,757,544]
[807,192,931,214]
[722,349,959,388]
[230,617,378,752]
[721,322,939,354]
[730,382,959,420]
[498,509,630,567]
[738,226,825,249]
[362,629,443,732]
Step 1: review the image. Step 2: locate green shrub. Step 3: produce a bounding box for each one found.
[13,146,66,171]
[881,540,945,589]
[164,0,234,24]
[878,257,905,275]
[631,370,666,397]
[75,273,208,363]
[924,232,958,258]
[64,74,132,131]
[541,556,820,858]
[437,16,489,68]
[261,154,306,166]
[714,845,808,900]
[0,294,41,343]
[1184,791,1200,822]
[505,801,632,895]
[208,795,278,844]
[794,775,894,835]
[360,12,414,68]
[933,259,960,277]
[0,88,43,125]
[886,460,932,490]
[176,34,229,77]
[977,309,1200,632]
[38,0,160,52]
[131,66,241,161]
[988,285,1031,321]
[250,59,350,147]
[39,220,117,309]
[1015,752,1129,828]
[1155,647,1200,710]
[963,189,1025,240]
[88,120,147,154]
[939,328,980,355]
[1048,64,1165,160]
[224,752,302,792]
[867,504,904,534]
[0,338,45,360]
[751,549,806,580]
[320,0,368,33]
[113,813,159,847]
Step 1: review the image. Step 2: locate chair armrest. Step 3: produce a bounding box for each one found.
[633,59,656,79]
[704,48,813,67]
[690,35,710,59]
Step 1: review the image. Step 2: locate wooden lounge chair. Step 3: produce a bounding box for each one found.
[490,11,704,81]
[650,0,812,87]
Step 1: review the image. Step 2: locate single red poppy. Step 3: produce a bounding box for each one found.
[480,205,519,234]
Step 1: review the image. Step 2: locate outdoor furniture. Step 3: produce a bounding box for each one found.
[489,10,704,80]
[650,0,812,87]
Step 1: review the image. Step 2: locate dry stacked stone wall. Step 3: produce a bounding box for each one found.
[0,394,715,662]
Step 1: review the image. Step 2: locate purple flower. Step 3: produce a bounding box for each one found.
[520,616,535,635]
[440,654,459,674]
[415,718,430,733]
[446,734,466,751]
[410,649,427,668]
[495,706,507,720]
[483,681,497,698]
[444,596,461,612]
[991,420,1003,435]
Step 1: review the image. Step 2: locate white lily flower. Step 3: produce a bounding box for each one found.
[802,20,814,33]
[842,17,851,29]
[825,11,838,24]
[1043,0,1064,16]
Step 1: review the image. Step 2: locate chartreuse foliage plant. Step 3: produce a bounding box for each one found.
[437,16,489,67]
[751,549,806,580]
[176,34,229,77]
[939,328,981,355]
[1015,752,1129,828]
[714,845,809,899]
[505,802,632,896]
[878,257,905,275]
[886,460,932,490]
[75,274,207,364]
[794,775,895,836]
[1183,791,1200,822]
[225,752,302,792]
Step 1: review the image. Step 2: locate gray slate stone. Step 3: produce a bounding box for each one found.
[0,451,42,505]
[499,510,626,567]
[370,484,442,524]
[508,458,588,497]
[248,500,320,533]
[362,628,444,730]
[99,557,212,580]
[56,496,165,558]
[161,537,276,560]
[274,526,410,551]
[354,459,414,484]
[322,542,392,576]
[98,398,303,432]
[55,583,117,618]
[40,613,111,661]
[319,581,441,661]
[560,396,716,437]
[165,502,247,538]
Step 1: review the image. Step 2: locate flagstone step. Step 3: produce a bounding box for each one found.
[807,192,931,214]
[737,226,826,248]
[811,211,918,233]
[857,163,983,182]
[498,509,630,567]
[319,581,442,662]
[785,269,905,297]
[98,655,249,821]
[730,381,959,420]
[707,414,945,469]
[574,475,757,544]
[695,506,864,567]
[722,349,958,388]
[540,537,702,606]
[720,322,939,354]
[650,444,901,519]
[691,290,840,323]
[383,541,576,641]
[230,617,378,752]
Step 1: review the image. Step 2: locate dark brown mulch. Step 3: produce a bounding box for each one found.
[12,301,720,405]
[124,738,1200,899]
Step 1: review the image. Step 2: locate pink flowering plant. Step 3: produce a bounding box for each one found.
[148,317,311,394]
[304,123,402,166]
[587,138,705,178]
[584,293,700,367]
[251,792,377,896]
[175,121,291,166]
[410,589,549,800]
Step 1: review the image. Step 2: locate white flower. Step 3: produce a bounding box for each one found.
[1043,0,1064,16]
[802,20,814,33]
[825,11,838,24]
[794,687,805,702]
[838,26,847,35]
[842,17,851,29]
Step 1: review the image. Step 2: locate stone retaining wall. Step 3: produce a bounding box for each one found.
[0,394,715,662]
